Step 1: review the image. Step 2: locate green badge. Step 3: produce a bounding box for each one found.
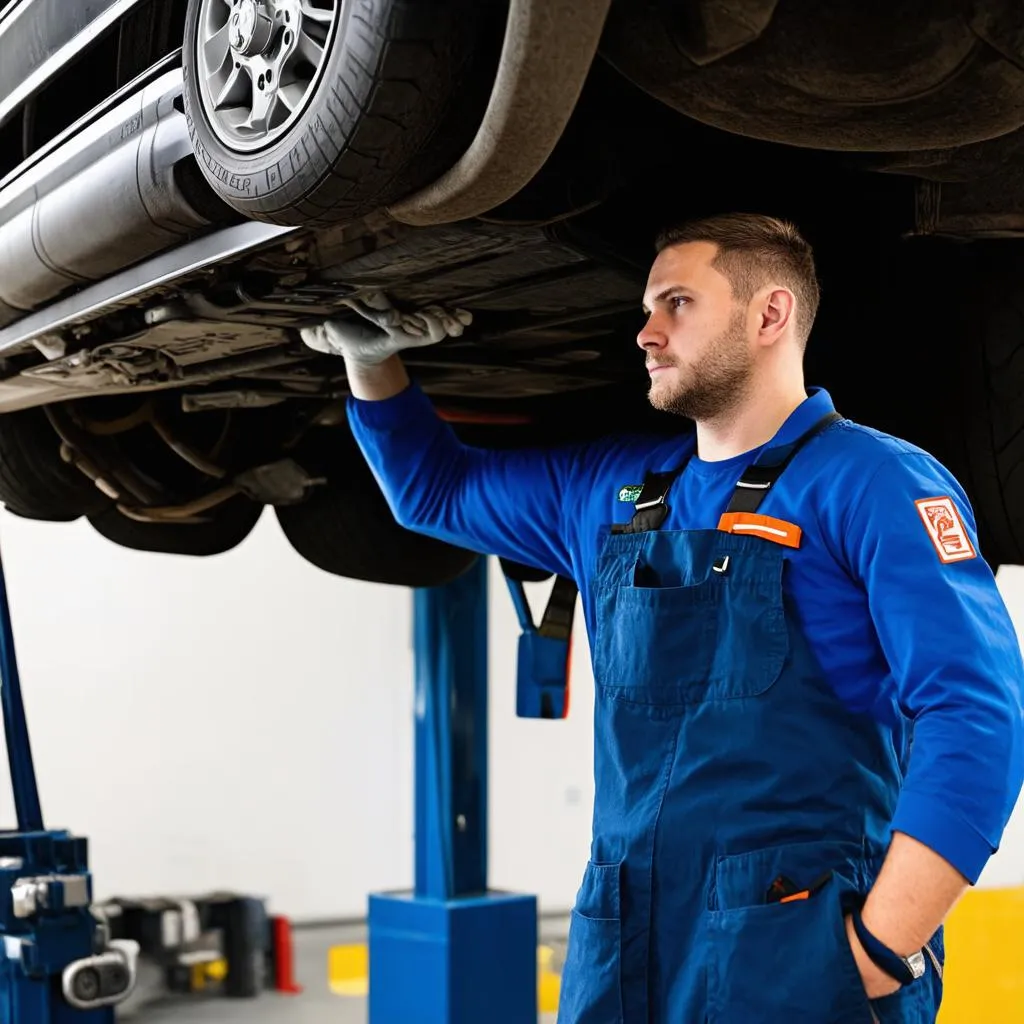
[618,485,643,503]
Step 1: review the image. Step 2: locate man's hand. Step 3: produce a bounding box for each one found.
[299,290,472,367]
[843,831,968,1002]
[844,914,902,1000]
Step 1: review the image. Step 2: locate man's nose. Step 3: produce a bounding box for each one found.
[637,315,667,351]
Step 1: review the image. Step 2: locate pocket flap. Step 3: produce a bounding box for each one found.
[575,860,622,921]
[714,838,865,912]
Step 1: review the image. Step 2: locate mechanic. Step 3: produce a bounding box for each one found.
[301,213,1024,1023]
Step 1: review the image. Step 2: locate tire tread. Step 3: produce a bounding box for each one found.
[0,409,108,521]
[183,0,491,227]
[959,244,1024,564]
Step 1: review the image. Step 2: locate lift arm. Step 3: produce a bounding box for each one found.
[0,547,43,833]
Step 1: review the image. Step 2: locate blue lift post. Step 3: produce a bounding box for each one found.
[368,557,538,1023]
[0,544,137,1023]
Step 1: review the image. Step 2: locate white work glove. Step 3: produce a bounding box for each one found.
[299,290,472,367]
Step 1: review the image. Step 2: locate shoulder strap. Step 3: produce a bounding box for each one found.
[612,453,694,535]
[504,568,578,641]
[725,411,842,515]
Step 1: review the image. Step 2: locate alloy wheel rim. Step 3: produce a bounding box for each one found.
[196,0,339,152]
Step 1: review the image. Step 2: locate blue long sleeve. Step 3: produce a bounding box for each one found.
[347,383,601,580]
[348,383,1024,882]
[841,452,1024,881]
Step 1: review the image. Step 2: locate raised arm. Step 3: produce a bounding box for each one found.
[301,294,594,578]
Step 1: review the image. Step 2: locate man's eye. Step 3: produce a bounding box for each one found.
[671,296,689,309]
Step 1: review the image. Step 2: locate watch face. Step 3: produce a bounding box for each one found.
[906,951,927,979]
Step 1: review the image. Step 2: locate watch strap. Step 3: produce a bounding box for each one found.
[850,908,927,985]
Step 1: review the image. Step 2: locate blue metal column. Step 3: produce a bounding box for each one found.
[368,557,538,1023]
[413,553,488,901]
[0,547,43,833]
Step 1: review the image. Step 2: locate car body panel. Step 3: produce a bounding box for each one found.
[0,0,149,132]
[0,69,217,318]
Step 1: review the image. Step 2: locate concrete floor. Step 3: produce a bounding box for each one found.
[120,921,563,1023]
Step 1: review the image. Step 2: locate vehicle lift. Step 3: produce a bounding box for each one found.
[368,556,577,1024]
[0,541,574,1023]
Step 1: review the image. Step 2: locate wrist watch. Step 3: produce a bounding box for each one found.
[850,908,927,984]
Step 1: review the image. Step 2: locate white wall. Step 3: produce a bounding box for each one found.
[0,510,418,921]
[978,564,1024,889]
[0,510,1017,923]
[0,509,598,921]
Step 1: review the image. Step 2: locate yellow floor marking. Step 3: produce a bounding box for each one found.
[537,944,562,1014]
[330,977,370,997]
[938,886,1024,1023]
[328,944,369,997]
[327,940,563,1010]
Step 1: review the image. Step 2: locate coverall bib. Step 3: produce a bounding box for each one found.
[557,420,945,1024]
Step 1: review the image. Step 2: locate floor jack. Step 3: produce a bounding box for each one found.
[0,545,138,1023]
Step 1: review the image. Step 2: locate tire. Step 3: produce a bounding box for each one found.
[933,240,1024,567]
[499,558,553,584]
[182,0,490,227]
[219,898,269,999]
[806,233,1023,570]
[275,426,479,587]
[839,237,1024,569]
[88,496,263,557]
[0,408,110,522]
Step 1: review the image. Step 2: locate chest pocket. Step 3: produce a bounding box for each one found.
[592,532,789,707]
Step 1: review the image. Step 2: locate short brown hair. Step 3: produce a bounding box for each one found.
[655,213,820,343]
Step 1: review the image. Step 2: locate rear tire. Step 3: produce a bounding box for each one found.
[0,408,109,522]
[275,426,479,587]
[907,240,1024,567]
[499,558,553,584]
[88,496,263,557]
[807,233,1024,570]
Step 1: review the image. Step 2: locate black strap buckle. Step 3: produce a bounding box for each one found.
[612,459,692,535]
[634,471,676,510]
[726,410,842,515]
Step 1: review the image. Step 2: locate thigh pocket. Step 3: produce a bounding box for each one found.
[707,841,874,1024]
[557,861,623,1024]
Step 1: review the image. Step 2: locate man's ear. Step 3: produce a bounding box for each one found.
[757,287,796,345]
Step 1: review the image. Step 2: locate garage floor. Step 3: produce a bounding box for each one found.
[123,921,563,1023]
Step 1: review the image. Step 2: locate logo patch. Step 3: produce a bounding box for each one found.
[915,496,976,563]
[618,485,643,503]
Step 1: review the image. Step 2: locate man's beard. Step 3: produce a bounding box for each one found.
[647,311,753,422]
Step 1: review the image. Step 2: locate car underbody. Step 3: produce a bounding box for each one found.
[0,0,1022,575]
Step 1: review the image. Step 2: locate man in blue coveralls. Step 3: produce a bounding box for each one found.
[302,213,1024,1023]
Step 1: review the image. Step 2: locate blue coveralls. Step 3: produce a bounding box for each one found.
[348,382,1024,1023]
[557,416,944,1024]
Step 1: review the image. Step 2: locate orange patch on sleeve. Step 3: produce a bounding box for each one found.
[717,512,802,549]
[914,496,977,563]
